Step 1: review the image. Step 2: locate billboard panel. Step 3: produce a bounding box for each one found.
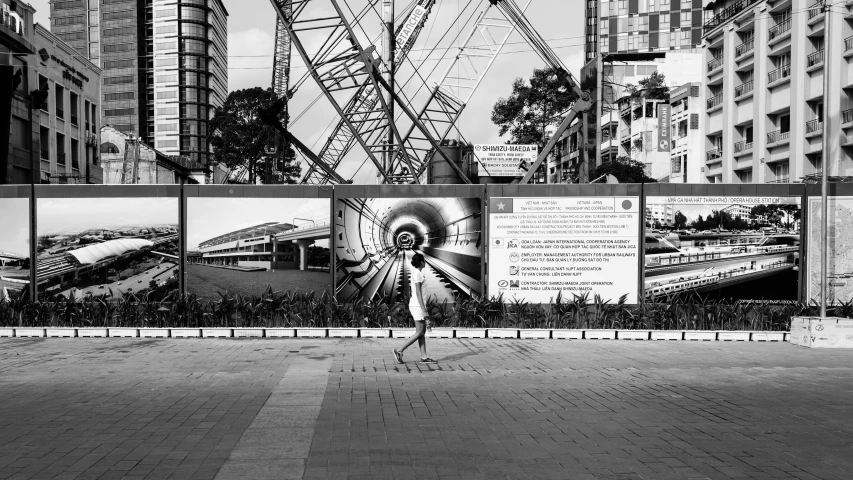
[0,197,30,298]
[334,196,482,304]
[806,196,853,304]
[645,196,801,302]
[185,197,331,301]
[488,196,640,303]
[473,144,537,177]
[36,196,179,300]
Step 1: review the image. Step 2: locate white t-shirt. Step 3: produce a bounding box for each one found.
[409,269,425,308]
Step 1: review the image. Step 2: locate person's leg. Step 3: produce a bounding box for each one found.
[399,321,425,353]
[418,332,427,358]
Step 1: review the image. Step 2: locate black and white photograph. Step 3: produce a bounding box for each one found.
[35,197,179,300]
[0,198,31,299]
[335,197,482,304]
[645,196,802,302]
[186,197,331,301]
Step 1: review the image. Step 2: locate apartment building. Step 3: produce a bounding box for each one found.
[703,0,853,183]
[646,203,676,226]
[49,0,228,165]
[668,82,704,183]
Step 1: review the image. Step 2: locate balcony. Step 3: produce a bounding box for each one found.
[767,64,791,84]
[767,130,790,144]
[735,39,754,58]
[847,36,853,53]
[70,115,79,126]
[704,0,758,36]
[706,148,723,162]
[620,127,631,139]
[807,50,825,68]
[843,108,853,124]
[707,94,723,110]
[707,56,724,73]
[734,80,754,98]
[767,177,790,184]
[806,119,823,133]
[56,108,64,120]
[734,140,753,154]
[768,18,792,41]
[808,1,825,21]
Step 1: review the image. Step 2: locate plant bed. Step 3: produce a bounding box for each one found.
[717,331,750,341]
[519,329,550,339]
[426,328,454,339]
[651,331,683,341]
[139,328,170,338]
[750,331,785,342]
[685,331,717,341]
[487,328,518,339]
[552,329,583,340]
[15,328,44,337]
[585,329,616,340]
[360,328,390,338]
[265,328,296,338]
[46,328,77,338]
[0,328,14,337]
[297,328,327,338]
[234,328,264,338]
[78,328,108,337]
[391,328,416,338]
[617,330,649,340]
[109,328,138,338]
[454,328,486,339]
[202,328,233,338]
[171,328,201,338]
[328,328,358,338]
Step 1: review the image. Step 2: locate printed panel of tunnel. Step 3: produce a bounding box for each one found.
[335,197,482,304]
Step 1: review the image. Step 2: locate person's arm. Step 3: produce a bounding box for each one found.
[415,281,426,316]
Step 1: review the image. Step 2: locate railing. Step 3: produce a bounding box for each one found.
[56,108,64,119]
[843,108,853,124]
[767,177,790,184]
[735,80,754,97]
[71,159,79,171]
[57,153,66,164]
[40,150,49,160]
[734,140,753,153]
[735,38,754,57]
[707,55,724,72]
[620,127,630,139]
[807,49,825,68]
[767,64,791,83]
[704,0,758,34]
[706,148,723,162]
[767,130,790,143]
[707,94,723,109]
[85,121,90,131]
[808,1,825,20]
[806,119,823,133]
[847,36,853,52]
[70,115,78,126]
[768,18,792,40]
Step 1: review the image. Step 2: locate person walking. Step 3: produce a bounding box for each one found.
[393,253,437,364]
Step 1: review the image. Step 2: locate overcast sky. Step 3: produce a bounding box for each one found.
[29,0,584,183]
[0,199,29,257]
[37,198,178,236]
[186,198,330,250]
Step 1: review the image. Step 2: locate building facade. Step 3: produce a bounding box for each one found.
[34,24,103,184]
[585,0,708,63]
[48,0,228,165]
[99,125,207,184]
[2,0,38,184]
[668,82,704,183]
[703,0,852,183]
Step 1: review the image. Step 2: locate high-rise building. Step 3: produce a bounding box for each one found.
[584,0,707,63]
[48,0,227,164]
[702,0,852,184]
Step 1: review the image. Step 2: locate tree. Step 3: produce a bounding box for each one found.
[491,67,577,151]
[626,71,670,101]
[209,87,300,184]
[589,156,656,183]
[674,211,688,229]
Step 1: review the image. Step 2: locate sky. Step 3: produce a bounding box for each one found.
[37,198,179,236]
[0,199,30,257]
[186,197,330,250]
[28,0,585,183]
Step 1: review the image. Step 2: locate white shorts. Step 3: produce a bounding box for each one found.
[409,305,427,321]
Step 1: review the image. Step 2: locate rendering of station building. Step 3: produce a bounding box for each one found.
[189,222,328,272]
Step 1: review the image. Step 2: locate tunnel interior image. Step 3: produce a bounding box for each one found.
[335,197,482,304]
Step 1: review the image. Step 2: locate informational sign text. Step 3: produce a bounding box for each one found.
[474,144,537,177]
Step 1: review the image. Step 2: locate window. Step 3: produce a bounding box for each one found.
[157,106,179,115]
[158,123,178,132]
[156,24,178,34]
[89,28,99,42]
[103,10,134,20]
[88,11,99,26]
[156,74,178,83]
[681,13,691,28]
[104,91,135,101]
[103,26,136,37]
[39,126,50,159]
[89,43,100,58]
[681,0,691,9]
[638,16,649,31]
[55,84,65,119]
[158,90,178,99]
[91,103,97,131]
[104,75,134,85]
[182,39,206,54]
[57,31,86,42]
[600,19,608,35]
[53,15,84,26]
[37,75,48,111]
[54,1,85,9]
[84,100,90,125]
[182,23,206,37]
[639,34,649,49]
[158,140,178,148]
[670,31,680,48]
[775,163,789,181]
[774,52,791,68]
[103,43,134,53]
[600,36,609,51]
[659,13,669,30]
[70,92,79,125]
[104,108,136,117]
[680,30,691,46]
[101,142,121,154]
[156,41,178,51]
[158,57,179,67]
[155,8,177,17]
[103,59,135,69]
[737,170,752,183]
[618,0,627,15]
[71,139,79,170]
[617,35,628,51]
[659,33,670,49]
[780,114,790,133]
[56,133,66,165]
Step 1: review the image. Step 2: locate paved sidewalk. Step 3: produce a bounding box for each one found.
[2,338,853,480]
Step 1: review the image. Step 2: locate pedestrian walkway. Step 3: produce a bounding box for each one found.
[1,338,852,479]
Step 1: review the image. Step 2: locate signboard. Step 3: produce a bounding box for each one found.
[474,144,537,177]
[657,104,670,152]
[806,196,853,304]
[395,6,427,61]
[488,196,640,303]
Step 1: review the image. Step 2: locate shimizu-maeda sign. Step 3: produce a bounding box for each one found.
[473,144,538,177]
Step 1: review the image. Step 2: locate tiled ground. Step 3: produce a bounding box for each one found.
[1,338,853,479]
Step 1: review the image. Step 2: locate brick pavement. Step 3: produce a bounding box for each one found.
[1,338,853,479]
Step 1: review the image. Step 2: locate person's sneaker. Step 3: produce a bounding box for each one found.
[392,348,404,364]
[419,357,438,364]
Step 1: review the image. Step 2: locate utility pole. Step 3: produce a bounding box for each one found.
[381,0,395,184]
[820,2,833,317]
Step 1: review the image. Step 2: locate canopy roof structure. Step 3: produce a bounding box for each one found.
[68,239,154,265]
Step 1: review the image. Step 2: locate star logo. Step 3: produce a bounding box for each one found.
[497,202,506,211]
